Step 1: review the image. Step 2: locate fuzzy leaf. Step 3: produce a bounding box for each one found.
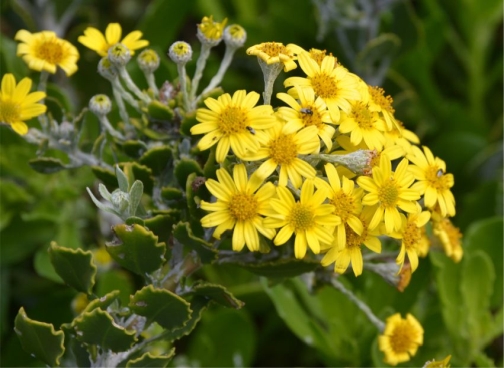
[173,222,217,263]
[72,308,137,352]
[106,224,166,277]
[49,243,97,294]
[129,285,191,331]
[129,162,154,195]
[191,282,244,309]
[14,307,65,367]
[128,180,144,216]
[139,146,173,176]
[126,349,175,367]
[29,157,67,174]
[116,165,130,192]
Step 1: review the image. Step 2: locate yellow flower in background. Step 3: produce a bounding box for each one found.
[432,212,463,262]
[246,123,320,188]
[379,313,424,366]
[191,90,277,163]
[15,30,79,76]
[0,74,46,135]
[78,23,149,57]
[284,52,361,123]
[321,205,381,277]
[424,355,452,368]
[357,155,420,233]
[368,85,400,131]
[264,181,340,259]
[200,164,276,252]
[246,42,304,72]
[277,85,335,151]
[408,145,456,217]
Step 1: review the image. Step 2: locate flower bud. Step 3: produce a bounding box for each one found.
[98,56,118,80]
[223,24,246,48]
[168,41,193,64]
[197,16,227,46]
[89,94,112,116]
[137,49,160,73]
[108,43,131,66]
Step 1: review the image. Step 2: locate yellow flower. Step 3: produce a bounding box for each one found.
[15,30,79,76]
[307,48,333,66]
[0,74,46,135]
[368,85,400,131]
[408,145,456,217]
[388,204,431,272]
[423,355,452,368]
[357,155,420,233]
[246,42,304,72]
[277,86,335,151]
[264,181,340,259]
[78,23,148,57]
[200,164,276,252]
[378,313,424,366]
[432,212,463,262]
[383,120,420,156]
[190,90,277,163]
[321,205,381,276]
[246,122,320,188]
[197,16,228,43]
[284,52,361,123]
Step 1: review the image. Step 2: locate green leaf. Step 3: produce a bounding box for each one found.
[72,309,137,352]
[191,282,244,309]
[174,158,203,188]
[91,166,117,191]
[173,222,217,264]
[129,162,154,195]
[96,269,135,307]
[147,100,175,121]
[14,307,65,367]
[116,165,130,192]
[179,111,198,136]
[49,243,97,294]
[129,285,191,331]
[121,140,147,158]
[106,224,166,277]
[29,157,67,174]
[144,211,180,245]
[163,296,209,341]
[238,258,320,279]
[34,245,63,284]
[126,350,175,368]
[160,187,184,200]
[139,146,173,176]
[83,290,121,313]
[128,180,144,216]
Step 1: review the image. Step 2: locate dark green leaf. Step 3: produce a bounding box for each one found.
[147,100,174,121]
[49,243,97,294]
[14,307,65,367]
[238,258,320,279]
[126,349,175,367]
[144,212,179,245]
[106,224,166,277]
[163,296,209,341]
[91,166,117,191]
[191,282,244,309]
[160,187,183,200]
[29,157,67,174]
[122,140,147,159]
[130,162,154,195]
[96,269,135,307]
[72,309,137,352]
[173,222,217,264]
[179,111,198,136]
[83,290,121,313]
[139,146,172,176]
[174,158,203,188]
[129,285,191,331]
[34,245,63,284]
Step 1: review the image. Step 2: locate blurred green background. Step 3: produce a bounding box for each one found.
[1,0,502,366]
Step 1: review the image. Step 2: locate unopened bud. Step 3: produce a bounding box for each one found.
[223,24,246,48]
[315,150,377,176]
[168,41,192,64]
[98,56,118,80]
[89,94,112,116]
[111,189,130,213]
[137,49,160,73]
[197,16,227,46]
[108,43,131,66]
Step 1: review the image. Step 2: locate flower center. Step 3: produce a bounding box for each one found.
[310,73,339,99]
[35,39,64,64]
[425,165,451,191]
[218,106,248,135]
[330,192,355,221]
[349,102,375,129]
[345,222,367,249]
[289,203,315,231]
[299,105,323,128]
[378,179,399,208]
[199,16,227,40]
[0,99,21,124]
[269,134,298,165]
[368,86,395,114]
[438,219,462,248]
[389,321,417,353]
[309,49,329,66]
[403,221,421,250]
[259,42,289,57]
[228,193,258,221]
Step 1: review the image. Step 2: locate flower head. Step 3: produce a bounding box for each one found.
[108,43,131,66]
[264,181,340,258]
[432,212,463,262]
[383,120,420,156]
[378,313,424,366]
[137,49,160,72]
[98,56,118,80]
[15,30,79,76]
[168,41,193,64]
[408,145,456,217]
[357,155,420,233]
[0,74,46,135]
[190,90,277,163]
[307,48,333,66]
[89,94,112,116]
[247,42,304,72]
[223,24,247,48]
[284,52,361,122]
[78,23,148,57]
[197,16,228,46]
[200,164,276,252]
[368,85,400,131]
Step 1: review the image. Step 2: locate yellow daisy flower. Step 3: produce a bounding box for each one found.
[197,16,228,43]
[320,163,364,247]
[357,155,420,233]
[321,205,381,277]
[407,146,456,217]
[383,120,420,156]
[246,42,304,72]
[388,204,431,272]
[190,90,277,163]
[0,74,46,135]
[424,355,452,368]
[264,181,340,259]
[378,313,424,366]
[368,85,400,131]
[15,30,79,76]
[307,48,333,66]
[78,23,149,57]
[276,85,335,151]
[246,122,320,188]
[432,211,463,262]
[284,52,361,123]
[200,164,276,252]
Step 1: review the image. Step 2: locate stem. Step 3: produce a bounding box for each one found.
[176,63,190,112]
[98,116,125,140]
[257,58,283,105]
[112,85,131,127]
[112,79,140,111]
[118,66,151,104]
[331,277,385,332]
[199,46,237,98]
[143,71,159,97]
[190,43,212,107]
[37,71,50,132]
